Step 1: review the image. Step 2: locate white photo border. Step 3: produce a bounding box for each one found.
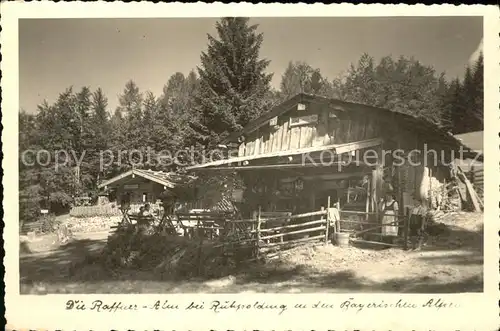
[2,3,499,330]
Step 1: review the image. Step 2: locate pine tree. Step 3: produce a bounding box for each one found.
[447,78,466,134]
[471,52,484,130]
[19,110,42,225]
[458,65,481,133]
[335,54,447,126]
[117,81,144,160]
[195,17,273,146]
[89,88,110,188]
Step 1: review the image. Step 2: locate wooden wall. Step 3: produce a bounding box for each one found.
[115,179,164,205]
[239,103,382,157]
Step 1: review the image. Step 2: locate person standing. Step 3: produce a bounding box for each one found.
[408,196,427,250]
[380,190,399,244]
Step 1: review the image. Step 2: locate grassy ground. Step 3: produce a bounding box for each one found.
[19,212,483,294]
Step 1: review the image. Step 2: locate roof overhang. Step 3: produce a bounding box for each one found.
[98,169,177,189]
[187,138,383,171]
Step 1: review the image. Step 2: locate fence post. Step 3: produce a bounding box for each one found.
[197,218,204,276]
[256,206,262,258]
[403,207,409,250]
[323,206,328,245]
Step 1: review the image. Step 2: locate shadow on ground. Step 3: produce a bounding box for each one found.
[20,217,484,294]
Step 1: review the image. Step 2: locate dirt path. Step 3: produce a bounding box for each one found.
[20,212,483,294]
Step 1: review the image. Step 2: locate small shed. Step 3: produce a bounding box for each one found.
[98,168,194,208]
[454,130,484,190]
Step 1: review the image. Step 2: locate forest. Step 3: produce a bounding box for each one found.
[19,17,484,223]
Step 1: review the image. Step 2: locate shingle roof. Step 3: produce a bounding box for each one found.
[454,131,483,153]
[98,168,196,189]
[222,93,474,155]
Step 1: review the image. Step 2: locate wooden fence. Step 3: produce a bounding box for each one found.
[70,204,122,217]
[467,166,483,191]
[70,203,162,218]
[337,209,408,248]
[222,207,330,259]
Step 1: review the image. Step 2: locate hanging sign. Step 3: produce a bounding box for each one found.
[124,184,139,190]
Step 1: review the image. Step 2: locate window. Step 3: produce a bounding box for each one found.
[142,193,147,203]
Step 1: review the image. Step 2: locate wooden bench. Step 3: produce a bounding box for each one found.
[109,212,180,238]
[127,214,157,226]
[176,211,234,240]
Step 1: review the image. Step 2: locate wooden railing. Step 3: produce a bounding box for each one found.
[338,209,408,248]
[225,208,330,258]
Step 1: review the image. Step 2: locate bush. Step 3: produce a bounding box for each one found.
[102,224,253,279]
[39,214,61,234]
[70,205,121,218]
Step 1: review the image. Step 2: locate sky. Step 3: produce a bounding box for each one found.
[19,17,483,113]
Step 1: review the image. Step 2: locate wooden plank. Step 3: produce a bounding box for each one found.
[176,212,232,217]
[260,225,326,241]
[345,119,352,142]
[302,125,314,148]
[339,220,377,225]
[273,127,281,152]
[323,205,329,244]
[289,126,301,149]
[275,122,284,151]
[259,234,325,248]
[457,166,481,212]
[365,119,377,139]
[238,142,245,157]
[200,162,347,171]
[354,220,403,236]
[349,120,358,142]
[311,125,320,147]
[269,128,278,152]
[328,115,337,144]
[228,218,258,224]
[337,119,348,144]
[281,119,289,151]
[335,138,383,155]
[360,118,367,140]
[256,206,262,257]
[316,111,328,146]
[128,215,156,220]
[254,219,326,233]
[281,121,292,151]
[177,218,226,223]
[299,125,312,148]
[269,127,276,153]
[254,134,261,156]
[264,133,270,154]
[350,238,400,247]
[341,210,379,216]
[245,140,252,156]
[261,210,327,222]
[188,138,381,170]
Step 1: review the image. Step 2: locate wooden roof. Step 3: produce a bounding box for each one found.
[186,138,382,171]
[98,169,195,189]
[454,131,483,153]
[222,93,474,154]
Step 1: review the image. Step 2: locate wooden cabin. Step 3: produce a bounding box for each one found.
[98,168,194,213]
[187,93,480,219]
